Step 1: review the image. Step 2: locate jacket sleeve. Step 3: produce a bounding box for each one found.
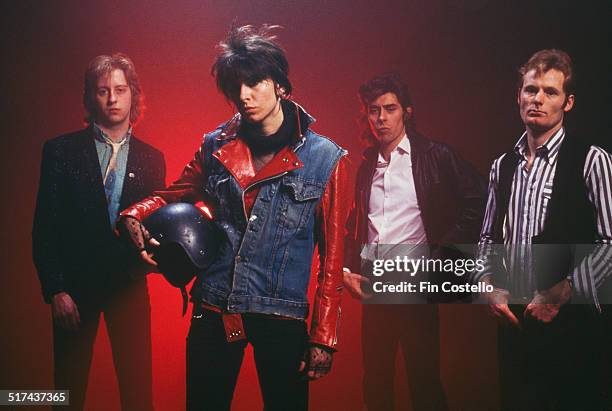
[344,205,360,272]
[32,141,66,303]
[310,155,350,350]
[343,157,362,273]
[440,146,487,245]
[120,142,211,221]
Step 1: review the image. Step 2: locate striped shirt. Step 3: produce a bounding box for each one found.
[475,128,612,302]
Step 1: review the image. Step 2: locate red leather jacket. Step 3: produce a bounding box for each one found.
[121,104,349,350]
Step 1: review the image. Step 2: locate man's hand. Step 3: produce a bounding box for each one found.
[299,345,334,380]
[481,278,520,327]
[524,278,572,323]
[116,216,160,266]
[343,269,373,300]
[52,292,80,331]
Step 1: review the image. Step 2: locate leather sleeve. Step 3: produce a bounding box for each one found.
[343,205,360,272]
[310,155,350,350]
[344,155,366,273]
[119,143,210,221]
[440,146,487,245]
[119,195,168,221]
[32,141,67,303]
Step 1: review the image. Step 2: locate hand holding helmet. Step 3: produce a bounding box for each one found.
[141,203,219,288]
[117,215,160,266]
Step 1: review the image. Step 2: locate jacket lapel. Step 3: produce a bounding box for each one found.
[407,130,432,215]
[77,128,111,226]
[119,136,143,211]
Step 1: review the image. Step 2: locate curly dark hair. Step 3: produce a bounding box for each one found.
[358,72,415,145]
[83,53,144,125]
[212,24,292,104]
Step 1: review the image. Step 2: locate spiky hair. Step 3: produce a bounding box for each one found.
[212,24,291,103]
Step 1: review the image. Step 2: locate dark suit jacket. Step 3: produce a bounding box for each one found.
[345,129,486,271]
[32,127,165,305]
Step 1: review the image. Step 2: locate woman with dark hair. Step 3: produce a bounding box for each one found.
[118,25,349,411]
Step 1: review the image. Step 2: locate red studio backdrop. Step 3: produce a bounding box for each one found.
[1,1,610,410]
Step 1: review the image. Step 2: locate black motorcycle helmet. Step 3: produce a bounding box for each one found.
[143,203,219,288]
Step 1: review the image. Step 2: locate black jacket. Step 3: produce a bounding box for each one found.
[32,127,165,305]
[345,129,486,270]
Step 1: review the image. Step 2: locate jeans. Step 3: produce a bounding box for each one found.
[186,309,309,411]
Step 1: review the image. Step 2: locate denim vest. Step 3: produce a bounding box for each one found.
[191,116,346,319]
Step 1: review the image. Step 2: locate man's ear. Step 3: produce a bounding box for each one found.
[404,106,413,122]
[563,94,575,112]
[275,83,286,98]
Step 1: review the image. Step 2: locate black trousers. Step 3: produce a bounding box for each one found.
[186,309,309,411]
[498,304,602,411]
[52,280,154,411]
[362,304,448,411]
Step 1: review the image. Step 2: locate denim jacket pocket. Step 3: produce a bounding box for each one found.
[264,177,324,295]
[277,176,324,230]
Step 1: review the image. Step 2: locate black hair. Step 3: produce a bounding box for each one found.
[358,72,416,145]
[358,72,414,121]
[212,24,292,104]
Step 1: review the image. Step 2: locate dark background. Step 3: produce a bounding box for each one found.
[1,0,610,409]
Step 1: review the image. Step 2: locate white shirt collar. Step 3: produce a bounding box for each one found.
[377,133,409,163]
